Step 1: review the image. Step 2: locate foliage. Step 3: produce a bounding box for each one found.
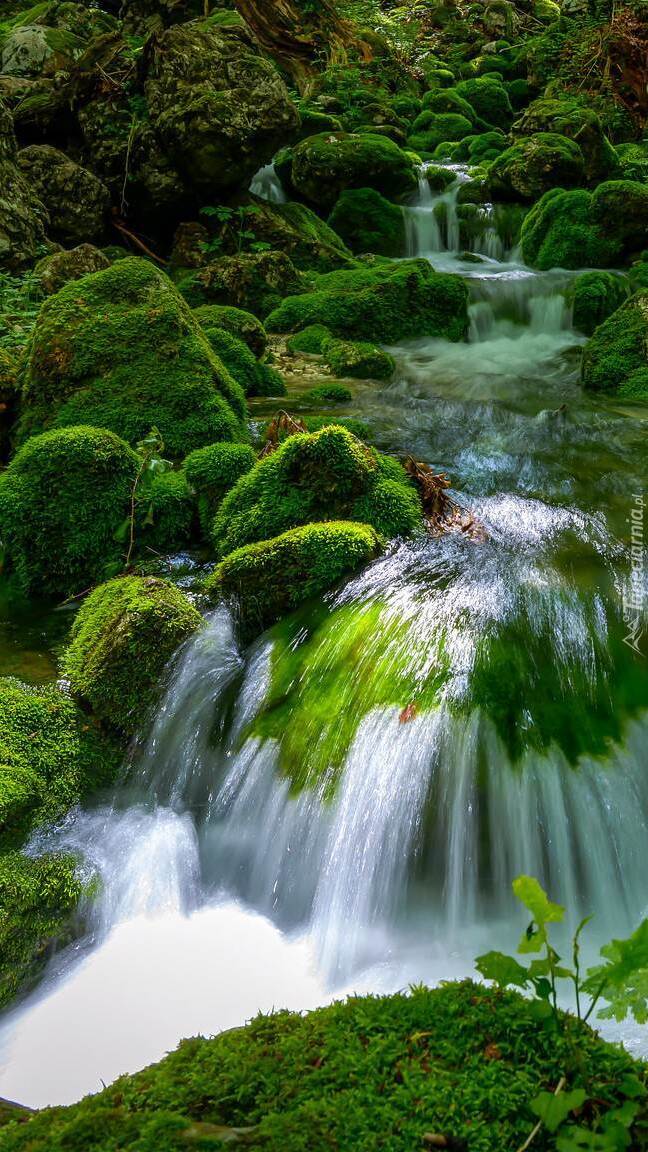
[199,203,273,257]
[62,576,202,736]
[0,271,42,357]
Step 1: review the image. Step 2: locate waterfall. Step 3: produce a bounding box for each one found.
[249,162,287,203]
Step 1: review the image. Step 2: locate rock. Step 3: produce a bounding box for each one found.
[193,305,267,359]
[282,132,417,212]
[521,180,648,269]
[454,76,513,130]
[18,145,110,246]
[239,198,354,273]
[327,188,406,257]
[170,221,209,270]
[0,99,48,270]
[487,133,586,201]
[34,243,110,295]
[183,441,257,538]
[143,22,299,196]
[0,25,85,79]
[582,291,648,400]
[183,250,303,319]
[408,112,474,155]
[514,98,619,184]
[567,271,628,336]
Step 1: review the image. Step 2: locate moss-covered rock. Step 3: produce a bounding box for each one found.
[327,188,406,257]
[33,244,110,296]
[581,291,648,400]
[241,199,354,273]
[521,181,648,269]
[323,337,395,381]
[202,327,285,398]
[0,425,139,598]
[454,76,513,130]
[286,324,331,355]
[616,142,648,184]
[513,97,619,184]
[17,145,109,246]
[211,426,422,558]
[0,676,120,848]
[0,851,84,1010]
[408,111,473,155]
[181,250,303,319]
[62,576,203,735]
[206,521,381,639]
[184,441,256,538]
[283,132,417,212]
[0,97,47,270]
[420,88,476,122]
[266,260,468,344]
[193,304,267,359]
[19,257,246,455]
[140,469,195,553]
[143,22,299,196]
[487,133,585,201]
[567,271,628,336]
[304,383,352,403]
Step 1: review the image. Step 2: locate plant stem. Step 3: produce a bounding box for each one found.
[516,1076,566,1152]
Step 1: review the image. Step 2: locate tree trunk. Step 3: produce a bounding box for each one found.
[234,0,368,89]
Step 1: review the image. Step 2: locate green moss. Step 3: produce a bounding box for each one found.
[567,271,629,336]
[425,164,456,191]
[1,981,643,1151]
[0,425,139,599]
[454,77,513,130]
[183,442,256,537]
[139,470,195,553]
[487,134,585,202]
[327,188,406,257]
[203,327,285,398]
[615,142,648,184]
[420,88,476,121]
[62,576,203,736]
[459,131,508,164]
[245,200,355,273]
[0,851,84,1010]
[304,383,353,403]
[407,112,473,155]
[19,257,246,457]
[300,416,370,440]
[521,182,648,270]
[211,426,422,559]
[514,97,619,184]
[192,304,267,358]
[287,325,332,355]
[323,337,395,381]
[206,521,381,640]
[581,291,648,400]
[266,260,468,344]
[285,132,417,211]
[0,676,120,848]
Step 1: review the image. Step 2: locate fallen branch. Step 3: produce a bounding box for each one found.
[112,219,167,266]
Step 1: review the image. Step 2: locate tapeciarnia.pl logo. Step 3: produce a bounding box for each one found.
[623,492,645,656]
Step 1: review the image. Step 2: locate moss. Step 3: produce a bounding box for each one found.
[425,165,456,191]
[0,425,139,599]
[62,576,203,736]
[567,271,629,336]
[243,199,355,273]
[211,426,422,559]
[407,112,473,155]
[327,188,406,258]
[487,133,585,202]
[0,676,120,848]
[287,324,332,355]
[521,182,648,270]
[581,291,648,400]
[139,470,195,554]
[323,337,395,381]
[420,88,476,122]
[454,76,513,130]
[179,250,303,320]
[284,132,417,211]
[457,131,508,165]
[0,851,84,1010]
[301,416,370,440]
[304,383,353,403]
[183,442,256,537]
[206,521,381,640]
[1,981,644,1151]
[18,258,246,458]
[192,304,267,358]
[203,327,286,398]
[266,260,468,345]
[615,142,648,184]
[514,97,619,184]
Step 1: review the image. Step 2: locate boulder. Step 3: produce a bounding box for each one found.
[487,133,586,201]
[327,188,406,257]
[282,132,417,212]
[0,99,47,270]
[182,250,303,318]
[18,145,110,246]
[34,244,110,296]
[514,98,619,184]
[581,291,648,400]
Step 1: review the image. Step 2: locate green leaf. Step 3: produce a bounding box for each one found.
[531,1089,587,1133]
[513,875,565,927]
[618,1075,645,1100]
[475,950,529,988]
[583,919,648,1023]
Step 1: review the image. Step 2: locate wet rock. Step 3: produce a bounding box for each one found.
[18,145,110,246]
[487,133,586,201]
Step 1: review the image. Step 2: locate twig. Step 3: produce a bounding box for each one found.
[516,1077,566,1152]
[112,220,167,265]
[57,586,93,608]
[120,115,138,217]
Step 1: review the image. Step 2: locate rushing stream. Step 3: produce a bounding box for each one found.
[1,165,646,1108]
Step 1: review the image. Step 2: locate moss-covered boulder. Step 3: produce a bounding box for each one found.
[282,133,417,212]
[521,181,648,269]
[19,257,247,455]
[143,22,299,196]
[323,337,395,381]
[0,97,47,270]
[581,291,648,400]
[17,145,109,246]
[184,441,256,538]
[0,851,84,1010]
[327,188,406,257]
[211,426,422,558]
[408,111,473,155]
[182,250,303,319]
[421,88,476,122]
[207,521,381,639]
[0,426,139,598]
[567,271,628,336]
[202,327,285,398]
[240,199,354,272]
[140,469,195,554]
[513,98,619,184]
[34,243,110,296]
[266,261,468,344]
[63,576,203,735]
[0,676,119,848]
[487,133,585,201]
[193,304,267,358]
[454,76,513,130]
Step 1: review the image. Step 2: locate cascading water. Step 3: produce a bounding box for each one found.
[1,159,646,1107]
[249,162,287,203]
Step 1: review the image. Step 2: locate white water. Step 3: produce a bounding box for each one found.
[249,162,287,203]
[1,163,646,1109]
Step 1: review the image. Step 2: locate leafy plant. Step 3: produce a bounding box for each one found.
[199,204,272,256]
[114,427,172,568]
[0,272,42,355]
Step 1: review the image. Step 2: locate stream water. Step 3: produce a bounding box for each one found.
[0,165,646,1109]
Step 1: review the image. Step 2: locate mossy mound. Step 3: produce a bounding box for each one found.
[0,425,138,599]
[567,271,629,336]
[211,426,422,559]
[203,327,285,398]
[192,305,267,358]
[407,111,473,155]
[183,442,256,537]
[5,979,642,1150]
[521,181,648,270]
[139,470,195,554]
[323,337,395,381]
[33,244,110,297]
[513,98,619,184]
[304,383,353,404]
[181,250,303,320]
[421,88,477,122]
[0,676,119,848]
[266,260,468,344]
[242,199,354,273]
[0,851,83,1011]
[18,257,247,457]
[454,76,513,130]
[62,576,203,736]
[207,521,381,639]
[487,133,586,202]
[282,132,417,211]
[581,291,648,400]
[327,188,406,257]
[287,325,331,355]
